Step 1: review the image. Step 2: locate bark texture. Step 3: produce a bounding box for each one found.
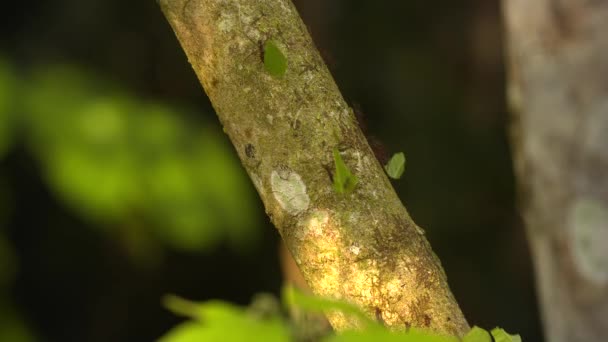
[159,0,468,336]
[503,1,608,341]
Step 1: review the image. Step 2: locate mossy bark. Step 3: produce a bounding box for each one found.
[159,0,468,336]
[503,1,608,341]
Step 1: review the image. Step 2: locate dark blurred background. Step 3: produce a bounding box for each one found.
[0,0,542,341]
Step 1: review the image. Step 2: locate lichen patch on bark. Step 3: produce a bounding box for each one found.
[271,169,310,215]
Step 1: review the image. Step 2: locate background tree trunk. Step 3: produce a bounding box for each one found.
[159,0,469,336]
[503,1,608,341]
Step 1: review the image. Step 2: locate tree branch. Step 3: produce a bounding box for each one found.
[159,0,468,335]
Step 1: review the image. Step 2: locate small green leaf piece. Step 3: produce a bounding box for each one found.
[333,148,358,194]
[264,40,287,77]
[490,327,522,342]
[463,326,491,342]
[384,152,406,179]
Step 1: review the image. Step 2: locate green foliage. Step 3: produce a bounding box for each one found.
[264,40,287,77]
[160,295,290,342]
[0,57,265,342]
[384,152,406,180]
[160,287,522,342]
[462,326,491,342]
[8,64,261,254]
[490,328,521,342]
[333,149,358,194]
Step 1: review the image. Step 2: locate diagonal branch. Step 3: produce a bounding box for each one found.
[159,0,468,335]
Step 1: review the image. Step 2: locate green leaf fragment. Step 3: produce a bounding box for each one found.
[264,40,287,77]
[463,326,491,342]
[384,152,406,179]
[490,328,522,342]
[333,148,358,193]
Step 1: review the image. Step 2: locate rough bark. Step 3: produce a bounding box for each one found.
[158,0,468,336]
[503,1,608,341]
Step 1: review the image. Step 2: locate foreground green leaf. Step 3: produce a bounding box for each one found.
[20,65,261,254]
[161,295,290,342]
[490,327,522,342]
[462,326,491,342]
[161,290,523,342]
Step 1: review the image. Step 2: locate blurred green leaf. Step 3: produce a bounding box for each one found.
[45,145,139,222]
[162,289,479,342]
[161,290,523,342]
[19,65,261,254]
[76,97,130,146]
[133,104,186,153]
[158,322,211,342]
[133,105,221,250]
[37,95,140,223]
[248,293,282,320]
[462,326,491,342]
[193,131,260,250]
[264,40,287,77]
[160,295,290,342]
[24,66,106,148]
[490,328,521,342]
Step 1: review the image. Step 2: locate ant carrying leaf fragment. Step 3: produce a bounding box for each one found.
[384,152,406,180]
[333,148,358,194]
[263,40,287,77]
